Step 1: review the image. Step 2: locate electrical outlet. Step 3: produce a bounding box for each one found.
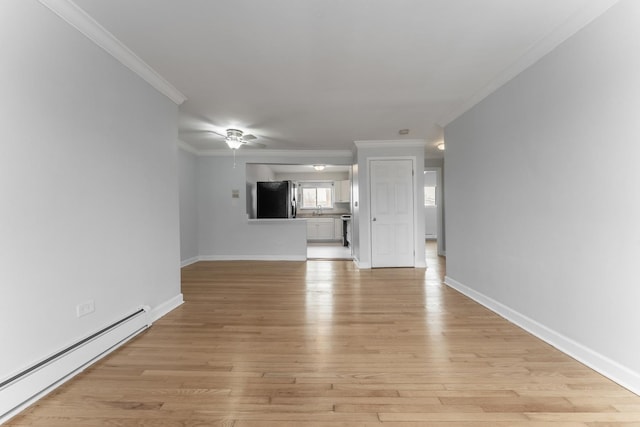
[76,300,95,318]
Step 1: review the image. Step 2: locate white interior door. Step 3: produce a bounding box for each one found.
[370,159,414,267]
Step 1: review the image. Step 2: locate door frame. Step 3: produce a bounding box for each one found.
[424,166,445,257]
[367,156,422,268]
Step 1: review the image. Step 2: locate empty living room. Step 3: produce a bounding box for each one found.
[2,0,640,425]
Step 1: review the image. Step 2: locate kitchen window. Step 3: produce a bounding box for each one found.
[299,182,333,209]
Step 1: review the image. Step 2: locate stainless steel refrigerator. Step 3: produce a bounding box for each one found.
[256,181,296,218]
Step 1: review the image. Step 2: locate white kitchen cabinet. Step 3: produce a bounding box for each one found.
[341,180,350,202]
[306,220,317,239]
[306,218,336,241]
[334,180,350,203]
[333,181,341,203]
[317,221,334,239]
[334,218,342,241]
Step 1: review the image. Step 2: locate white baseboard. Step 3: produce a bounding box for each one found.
[353,257,423,269]
[199,254,306,261]
[180,256,199,267]
[0,295,183,424]
[444,276,640,396]
[149,294,183,322]
[191,254,422,269]
[353,257,371,269]
[0,309,148,423]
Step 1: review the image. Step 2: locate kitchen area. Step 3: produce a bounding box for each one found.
[246,163,352,260]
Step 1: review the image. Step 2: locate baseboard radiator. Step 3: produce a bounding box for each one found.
[0,306,151,423]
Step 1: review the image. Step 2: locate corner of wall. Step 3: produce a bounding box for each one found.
[444,275,640,396]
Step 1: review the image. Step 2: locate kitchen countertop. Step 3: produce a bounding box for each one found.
[247,218,307,224]
[296,213,349,219]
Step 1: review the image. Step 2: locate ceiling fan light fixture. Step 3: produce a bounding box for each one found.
[225,137,243,150]
[225,128,245,150]
[313,165,326,171]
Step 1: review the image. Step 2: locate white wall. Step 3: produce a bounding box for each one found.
[197,153,351,260]
[274,171,349,181]
[444,0,640,392]
[179,146,198,265]
[0,0,181,385]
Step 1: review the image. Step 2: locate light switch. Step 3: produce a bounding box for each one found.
[231,190,240,198]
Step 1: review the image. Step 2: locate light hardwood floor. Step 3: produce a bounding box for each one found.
[7,242,640,426]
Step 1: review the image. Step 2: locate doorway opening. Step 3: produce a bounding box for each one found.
[307,242,351,260]
[424,167,444,257]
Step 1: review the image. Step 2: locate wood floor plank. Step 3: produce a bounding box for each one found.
[6,242,640,426]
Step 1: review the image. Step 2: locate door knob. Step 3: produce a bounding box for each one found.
[372,217,377,221]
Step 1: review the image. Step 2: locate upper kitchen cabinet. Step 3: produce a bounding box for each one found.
[334,180,350,203]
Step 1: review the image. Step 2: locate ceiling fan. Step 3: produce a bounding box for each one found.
[211,128,264,150]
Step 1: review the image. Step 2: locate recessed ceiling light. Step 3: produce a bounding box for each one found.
[437,143,445,151]
[313,165,325,171]
[398,129,410,135]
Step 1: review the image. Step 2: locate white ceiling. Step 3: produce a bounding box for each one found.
[73,0,616,157]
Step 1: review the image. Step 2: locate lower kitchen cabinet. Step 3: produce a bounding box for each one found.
[334,218,342,240]
[306,218,339,241]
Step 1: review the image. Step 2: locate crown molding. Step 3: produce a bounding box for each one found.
[176,140,199,155]
[38,0,187,105]
[354,139,426,149]
[197,148,354,158]
[437,0,619,127]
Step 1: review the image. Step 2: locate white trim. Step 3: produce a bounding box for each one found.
[0,308,149,423]
[149,294,183,323]
[0,294,184,423]
[180,256,199,267]
[438,0,619,126]
[444,275,640,396]
[0,327,149,424]
[196,148,354,158]
[199,255,306,262]
[37,0,186,105]
[177,140,199,156]
[353,256,371,269]
[424,166,445,257]
[355,140,426,149]
[194,148,236,156]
